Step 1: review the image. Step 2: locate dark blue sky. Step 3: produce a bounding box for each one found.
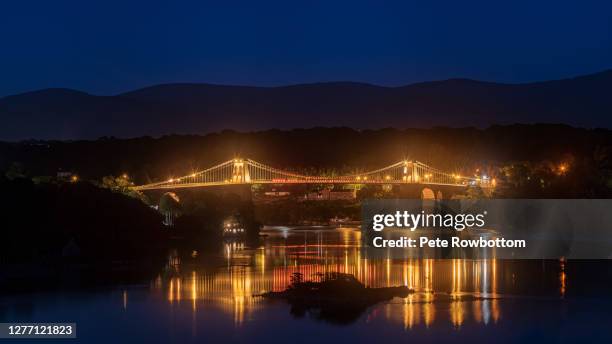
[1,0,611,96]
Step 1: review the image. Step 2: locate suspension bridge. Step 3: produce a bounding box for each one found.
[133,158,491,191]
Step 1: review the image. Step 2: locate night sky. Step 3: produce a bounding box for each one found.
[1,0,611,96]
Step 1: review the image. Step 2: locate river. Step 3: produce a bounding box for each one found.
[1,226,611,343]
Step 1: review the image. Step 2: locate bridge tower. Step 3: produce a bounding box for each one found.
[231,158,251,183]
[402,160,417,183]
[402,160,409,182]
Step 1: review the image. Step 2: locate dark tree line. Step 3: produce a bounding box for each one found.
[1,125,610,189]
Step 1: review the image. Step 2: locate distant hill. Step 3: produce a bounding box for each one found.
[1,70,612,140]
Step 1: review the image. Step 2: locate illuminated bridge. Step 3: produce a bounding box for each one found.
[133,158,491,191]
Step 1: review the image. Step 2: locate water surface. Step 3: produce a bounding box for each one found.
[2,226,611,343]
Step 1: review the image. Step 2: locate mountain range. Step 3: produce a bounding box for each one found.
[2,70,612,141]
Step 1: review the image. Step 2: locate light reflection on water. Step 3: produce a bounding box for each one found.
[151,227,564,329]
[4,227,611,343]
